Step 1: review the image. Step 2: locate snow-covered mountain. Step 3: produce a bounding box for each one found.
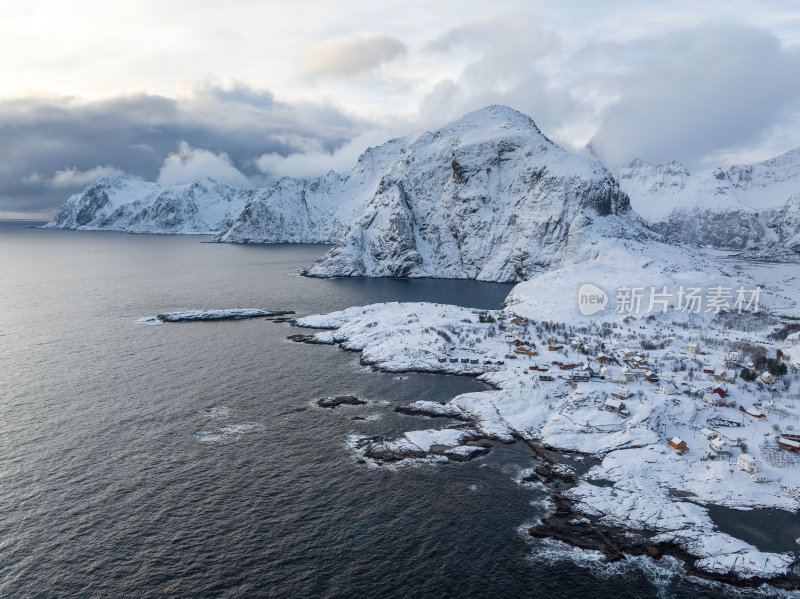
[208,139,407,244]
[43,177,250,234]
[304,106,651,281]
[46,105,655,281]
[615,149,800,254]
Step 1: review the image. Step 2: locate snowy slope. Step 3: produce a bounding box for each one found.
[616,150,800,253]
[44,177,251,234]
[208,139,406,244]
[305,105,650,282]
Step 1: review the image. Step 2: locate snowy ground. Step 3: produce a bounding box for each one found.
[296,258,800,585]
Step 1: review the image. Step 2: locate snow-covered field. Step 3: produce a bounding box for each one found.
[295,256,800,585]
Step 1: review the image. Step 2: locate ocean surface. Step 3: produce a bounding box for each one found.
[0,221,789,598]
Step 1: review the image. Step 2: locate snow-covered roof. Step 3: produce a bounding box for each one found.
[710,437,729,450]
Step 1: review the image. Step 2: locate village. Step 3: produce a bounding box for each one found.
[496,316,799,475]
[297,300,800,582]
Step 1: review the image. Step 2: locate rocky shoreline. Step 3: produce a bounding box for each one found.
[287,314,800,589]
[521,439,800,590]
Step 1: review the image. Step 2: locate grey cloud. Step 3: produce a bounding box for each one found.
[586,25,800,167]
[0,83,365,215]
[419,12,575,137]
[301,33,406,78]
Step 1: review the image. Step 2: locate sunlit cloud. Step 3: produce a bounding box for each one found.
[301,34,407,78]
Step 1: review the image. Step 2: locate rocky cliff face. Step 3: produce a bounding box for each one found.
[305,106,649,282]
[44,177,249,234]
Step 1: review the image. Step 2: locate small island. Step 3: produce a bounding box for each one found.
[152,309,295,322]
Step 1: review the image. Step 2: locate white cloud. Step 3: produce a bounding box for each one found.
[301,33,407,78]
[157,141,251,187]
[22,165,136,188]
[254,129,400,178]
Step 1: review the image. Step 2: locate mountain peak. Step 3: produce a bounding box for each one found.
[436,105,551,143]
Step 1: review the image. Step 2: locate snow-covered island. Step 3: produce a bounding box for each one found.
[294,276,800,588]
[142,309,294,323]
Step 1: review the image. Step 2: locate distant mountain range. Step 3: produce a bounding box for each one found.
[45,105,800,279]
[615,149,800,257]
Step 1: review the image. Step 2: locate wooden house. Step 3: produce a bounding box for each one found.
[700,428,718,440]
[760,371,777,385]
[669,437,688,451]
[703,394,725,407]
[714,371,730,383]
[778,437,800,452]
[712,385,728,398]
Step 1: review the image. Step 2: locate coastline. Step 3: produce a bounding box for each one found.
[289,300,800,589]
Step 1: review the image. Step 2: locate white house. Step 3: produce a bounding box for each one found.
[612,387,633,400]
[736,454,762,473]
[760,371,777,385]
[681,343,700,355]
[710,436,731,455]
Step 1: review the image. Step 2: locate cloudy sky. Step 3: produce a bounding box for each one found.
[3,0,800,218]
